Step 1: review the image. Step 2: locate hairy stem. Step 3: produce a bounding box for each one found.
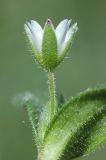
[48,71,56,117]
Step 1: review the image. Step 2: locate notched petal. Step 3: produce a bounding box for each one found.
[31,20,43,33]
[55,19,69,52]
[24,21,43,52]
[24,24,32,42]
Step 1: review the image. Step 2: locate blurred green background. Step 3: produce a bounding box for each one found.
[0,0,106,159]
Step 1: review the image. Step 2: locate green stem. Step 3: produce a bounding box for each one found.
[48,71,56,117]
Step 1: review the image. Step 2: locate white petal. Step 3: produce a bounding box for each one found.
[31,20,43,33]
[26,22,40,51]
[55,19,69,52]
[55,19,72,53]
[61,23,78,52]
[65,23,78,44]
[25,21,43,52]
[24,24,32,42]
[30,21,43,52]
[24,23,40,52]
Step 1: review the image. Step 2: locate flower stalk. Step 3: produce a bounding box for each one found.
[48,71,56,117]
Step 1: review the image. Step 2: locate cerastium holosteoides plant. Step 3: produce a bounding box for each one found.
[23,19,106,160]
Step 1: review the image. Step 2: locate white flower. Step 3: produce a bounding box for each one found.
[24,19,78,71]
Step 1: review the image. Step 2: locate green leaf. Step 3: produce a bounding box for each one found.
[39,88,106,160]
[24,98,42,146]
[37,101,51,149]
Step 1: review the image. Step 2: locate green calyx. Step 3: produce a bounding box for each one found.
[41,19,58,71]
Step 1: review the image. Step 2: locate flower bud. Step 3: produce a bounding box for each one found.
[24,19,78,71]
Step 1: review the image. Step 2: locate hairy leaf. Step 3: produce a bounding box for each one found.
[25,99,42,146]
[39,88,106,160]
[37,102,51,148]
